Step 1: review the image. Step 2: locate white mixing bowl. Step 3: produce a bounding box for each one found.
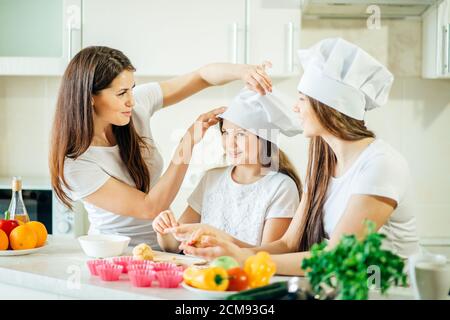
[78,234,131,258]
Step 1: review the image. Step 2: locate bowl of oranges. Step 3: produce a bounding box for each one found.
[0,219,48,256]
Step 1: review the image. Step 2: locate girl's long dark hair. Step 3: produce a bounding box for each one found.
[298,97,375,251]
[50,46,150,208]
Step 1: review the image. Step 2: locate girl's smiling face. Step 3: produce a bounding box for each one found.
[220,119,260,165]
[292,92,325,138]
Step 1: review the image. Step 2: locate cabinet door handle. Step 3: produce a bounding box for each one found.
[67,19,74,63]
[231,22,239,64]
[445,24,450,75]
[287,22,295,73]
[66,4,81,63]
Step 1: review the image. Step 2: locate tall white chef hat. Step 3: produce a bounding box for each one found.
[219,88,302,144]
[297,37,394,120]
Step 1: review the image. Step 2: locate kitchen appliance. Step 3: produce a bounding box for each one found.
[0,177,88,236]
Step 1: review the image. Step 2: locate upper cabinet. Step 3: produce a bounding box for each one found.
[82,0,247,76]
[422,0,450,79]
[1,0,301,77]
[83,0,301,77]
[247,0,301,77]
[0,0,81,76]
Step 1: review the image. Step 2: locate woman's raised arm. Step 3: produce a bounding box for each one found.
[159,62,272,107]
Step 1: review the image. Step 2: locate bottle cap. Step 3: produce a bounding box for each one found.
[11,176,22,192]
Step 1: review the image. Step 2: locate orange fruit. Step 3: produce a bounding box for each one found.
[17,220,24,226]
[9,225,37,250]
[0,229,8,250]
[26,221,48,247]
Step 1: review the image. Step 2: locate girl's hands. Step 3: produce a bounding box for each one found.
[165,223,230,244]
[152,210,179,235]
[178,233,248,265]
[241,61,273,95]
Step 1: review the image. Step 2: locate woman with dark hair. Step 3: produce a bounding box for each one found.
[49,46,272,247]
[174,38,419,275]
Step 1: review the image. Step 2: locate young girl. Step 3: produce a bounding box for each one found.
[175,38,419,275]
[152,89,303,252]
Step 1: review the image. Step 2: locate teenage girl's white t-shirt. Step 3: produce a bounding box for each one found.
[63,82,164,248]
[187,166,300,246]
[323,139,419,258]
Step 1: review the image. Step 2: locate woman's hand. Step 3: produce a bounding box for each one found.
[152,210,178,235]
[240,61,273,95]
[184,106,227,145]
[197,62,273,95]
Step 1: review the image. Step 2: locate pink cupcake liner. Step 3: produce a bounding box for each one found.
[127,264,155,272]
[128,270,156,288]
[111,256,134,273]
[128,260,154,268]
[86,259,112,276]
[151,262,179,272]
[96,264,124,281]
[156,270,184,288]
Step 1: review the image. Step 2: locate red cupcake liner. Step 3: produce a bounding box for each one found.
[156,270,184,288]
[128,269,156,288]
[86,259,112,276]
[96,264,124,281]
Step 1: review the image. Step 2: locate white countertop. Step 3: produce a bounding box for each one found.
[0,236,415,300]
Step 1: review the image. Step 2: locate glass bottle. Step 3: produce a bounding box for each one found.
[8,176,30,223]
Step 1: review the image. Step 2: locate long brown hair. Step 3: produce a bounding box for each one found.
[298,97,375,251]
[49,46,150,209]
[219,120,303,201]
[261,141,303,202]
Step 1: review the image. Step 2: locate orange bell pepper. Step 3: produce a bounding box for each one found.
[244,251,276,288]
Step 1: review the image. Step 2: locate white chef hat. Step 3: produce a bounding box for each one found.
[219,88,302,144]
[297,37,394,120]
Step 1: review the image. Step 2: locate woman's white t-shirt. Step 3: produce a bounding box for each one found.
[323,139,419,258]
[64,82,164,248]
[187,166,300,246]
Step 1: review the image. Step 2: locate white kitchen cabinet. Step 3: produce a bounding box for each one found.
[422,0,450,79]
[0,0,81,76]
[246,0,301,77]
[82,0,246,76]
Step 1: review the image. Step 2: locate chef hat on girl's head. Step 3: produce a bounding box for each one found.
[219,88,302,144]
[297,37,394,120]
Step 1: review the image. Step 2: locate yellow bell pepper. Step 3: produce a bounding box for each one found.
[244,251,276,288]
[183,266,229,291]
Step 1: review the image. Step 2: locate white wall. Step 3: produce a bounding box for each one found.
[0,18,449,239]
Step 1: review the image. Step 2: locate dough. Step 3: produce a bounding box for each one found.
[132,243,154,260]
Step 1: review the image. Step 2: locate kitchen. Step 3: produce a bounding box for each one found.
[0,0,449,305]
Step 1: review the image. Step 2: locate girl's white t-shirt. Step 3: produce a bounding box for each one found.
[323,139,419,258]
[64,82,164,248]
[187,166,300,246]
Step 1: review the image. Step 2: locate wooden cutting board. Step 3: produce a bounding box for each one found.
[152,251,208,267]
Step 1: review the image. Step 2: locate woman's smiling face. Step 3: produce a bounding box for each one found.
[292,92,325,138]
[221,119,260,165]
[92,69,136,126]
